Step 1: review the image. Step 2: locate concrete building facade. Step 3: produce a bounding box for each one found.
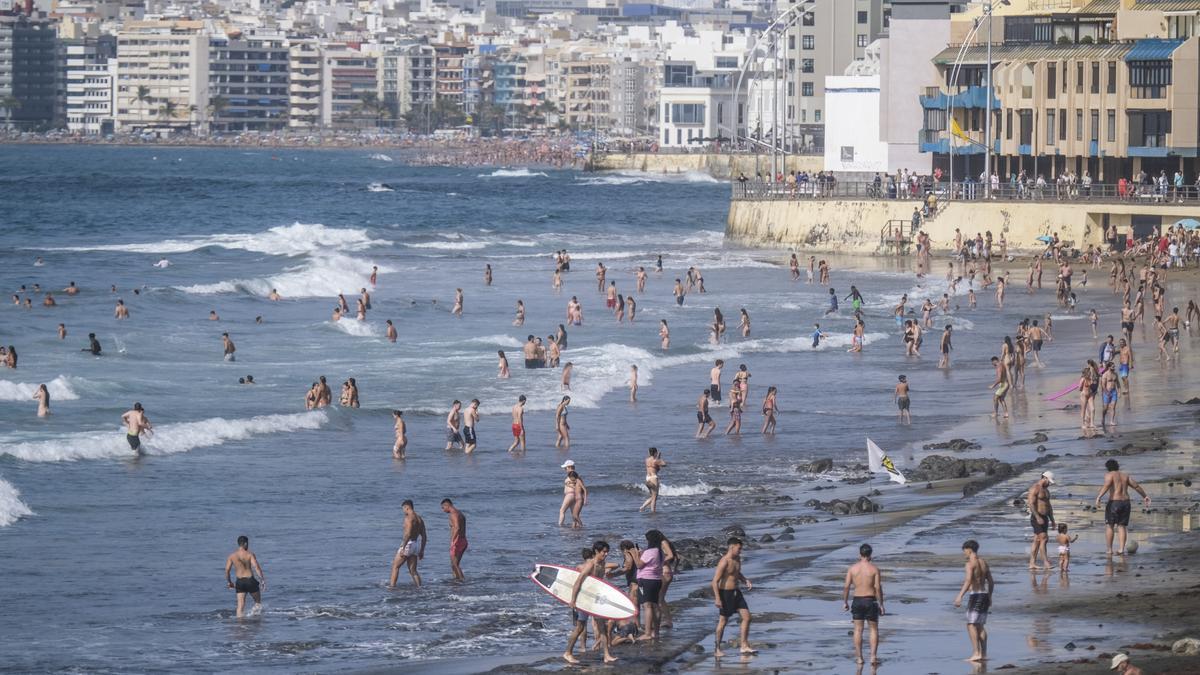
[114,20,208,133]
[0,14,58,129]
[287,39,321,129]
[63,36,116,135]
[208,33,289,132]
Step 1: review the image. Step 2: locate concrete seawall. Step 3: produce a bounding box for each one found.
[726,197,1197,254]
[594,152,822,179]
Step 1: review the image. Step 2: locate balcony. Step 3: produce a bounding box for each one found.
[920,85,999,111]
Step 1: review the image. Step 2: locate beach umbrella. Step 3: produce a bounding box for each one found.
[1174,218,1200,230]
[1036,235,1054,243]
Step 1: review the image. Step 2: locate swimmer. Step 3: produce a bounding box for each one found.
[33,383,50,417]
[445,400,463,450]
[225,535,266,618]
[114,299,129,319]
[57,323,66,340]
[507,395,527,453]
[561,362,573,390]
[639,447,666,513]
[555,396,571,449]
[268,288,281,301]
[442,498,468,581]
[392,410,407,459]
[498,350,510,378]
[388,500,427,588]
[121,402,152,452]
[659,320,670,350]
[629,365,638,402]
[484,264,492,286]
[386,319,397,342]
[222,333,236,362]
[462,399,480,453]
[209,310,220,321]
[452,289,463,317]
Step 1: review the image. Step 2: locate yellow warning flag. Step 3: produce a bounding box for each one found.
[950,117,970,141]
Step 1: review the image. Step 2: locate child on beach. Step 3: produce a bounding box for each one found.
[1067,292,1078,313]
[1089,309,1099,338]
[1056,524,1079,572]
[967,289,977,309]
[811,323,826,349]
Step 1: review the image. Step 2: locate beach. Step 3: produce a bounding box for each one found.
[0,145,1198,673]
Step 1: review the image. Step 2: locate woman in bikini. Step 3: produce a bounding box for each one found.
[639,447,666,513]
[761,386,778,434]
[555,396,571,449]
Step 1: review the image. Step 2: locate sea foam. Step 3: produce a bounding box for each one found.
[0,476,33,527]
[177,253,387,298]
[480,168,549,178]
[0,376,83,402]
[43,223,385,257]
[0,411,327,463]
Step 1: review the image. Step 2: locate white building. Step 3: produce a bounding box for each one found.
[321,43,382,128]
[823,74,887,172]
[657,26,752,148]
[114,20,208,133]
[288,38,321,129]
[63,36,116,135]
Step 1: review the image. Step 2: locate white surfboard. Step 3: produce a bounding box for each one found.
[530,563,637,621]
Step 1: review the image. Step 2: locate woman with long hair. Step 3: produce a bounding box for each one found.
[33,383,50,417]
[555,396,571,449]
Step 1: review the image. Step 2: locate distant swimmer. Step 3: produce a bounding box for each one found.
[953,539,994,663]
[452,288,463,317]
[498,350,510,378]
[268,288,281,301]
[637,266,647,293]
[386,319,397,342]
[842,543,884,665]
[445,400,463,451]
[345,378,360,408]
[555,396,571,449]
[42,293,56,307]
[673,279,685,306]
[629,364,638,402]
[441,498,468,581]
[121,402,152,452]
[392,411,407,459]
[222,333,236,361]
[514,300,525,326]
[209,310,220,321]
[2,346,15,369]
[659,320,670,350]
[484,264,493,286]
[712,537,754,657]
[316,376,331,407]
[114,299,129,319]
[463,399,480,453]
[507,395,527,453]
[82,332,101,355]
[360,287,371,310]
[370,266,378,287]
[153,259,170,268]
[224,535,266,618]
[33,383,50,417]
[639,447,666,513]
[34,256,44,266]
[388,500,426,588]
[561,362,573,390]
[356,297,367,321]
[57,323,66,340]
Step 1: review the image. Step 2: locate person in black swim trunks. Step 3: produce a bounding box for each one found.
[1095,459,1151,556]
[711,537,755,657]
[842,543,884,666]
[120,402,152,452]
[1027,472,1056,569]
[696,389,715,438]
[224,535,266,618]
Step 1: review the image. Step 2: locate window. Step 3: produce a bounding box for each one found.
[1106,109,1116,142]
[1091,62,1100,94]
[1046,109,1056,144]
[801,58,814,73]
[802,11,814,26]
[1129,60,1171,98]
[801,81,813,97]
[1127,110,1170,146]
[670,103,705,125]
[1047,63,1056,98]
[1019,109,1033,145]
[1076,63,1083,93]
[1076,109,1083,140]
[857,34,868,47]
[787,82,794,96]
[717,102,723,125]
[1005,108,1013,139]
[802,35,815,50]
[714,56,738,69]
[857,10,867,24]
[788,35,795,50]
[663,103,670,122]
[1090,109,1099,142]
[664,64,693,86]
[1107,62,1116,93]
[814,109,821,122]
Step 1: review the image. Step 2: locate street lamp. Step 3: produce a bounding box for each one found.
[983,0,1010,198]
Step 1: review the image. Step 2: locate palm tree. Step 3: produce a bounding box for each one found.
[130,85,152,128]
[537,99,558,130]
[0,96,21,127]
[206,95,229,134]
[156,100,181,129]
[355,92,389,128]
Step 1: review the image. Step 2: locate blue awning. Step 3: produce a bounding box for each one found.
[1125,39,1184,62]
[920,85,1000,110]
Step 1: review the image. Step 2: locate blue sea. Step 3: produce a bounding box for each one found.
[0,145,1168,672]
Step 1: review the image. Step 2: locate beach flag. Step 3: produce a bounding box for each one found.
[867,439,907,484]
[950,118,970,142]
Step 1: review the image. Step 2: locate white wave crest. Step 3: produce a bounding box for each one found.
[480,168,548,178]
[0,476,34,527]
[463,334,524,348]
[404,241,488,251]
[368,153,394,162]
[330,319,379,337]
[43,223,385,257]
[0,375,83,402]
[0,411,327,463]
[177,253,387,298]
[576,170,719,186]
[629,481,725,497]
[367,182,395,192]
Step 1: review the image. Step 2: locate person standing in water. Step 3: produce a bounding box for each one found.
[842,543,884,666]
[462,399,480,453]
[33,383,50,417]
[224,535,266,618]
[629,365,639,402]
[121,402,152,452]
[507,395,527,453]
[640,447,666,513]
[441,498,468,581]
[386,320,397,343]
[388,500,426,588]
[222,333,236,362]
[760,386,777,434]
[445,400,463,451]
[712,537,754,657]
[555,396,571,449]
[452,288,463,317]
[953,539,994,663]
[894,375,911,425]
[392,410,407,459]
[1094,459,1151,556]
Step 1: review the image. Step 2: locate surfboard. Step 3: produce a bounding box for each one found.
[530,563,637,621]
[1045,366,1107,402]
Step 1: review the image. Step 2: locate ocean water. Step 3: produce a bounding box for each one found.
[0,146,1148,672]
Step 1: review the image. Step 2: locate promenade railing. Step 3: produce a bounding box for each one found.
[731,180,1200,205]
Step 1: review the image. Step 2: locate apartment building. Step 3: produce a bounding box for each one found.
[288,38,321,129]
[785,0,886,150]
[563,54,611,130]
[609,58,649,136]
[114,20,208,133]
[379,43,436,121]
[63,36,116,135]
[207,32,289,132]
[658,28,750,148]
[0,13,58,129]
[434,41,468,104]
[321,43,381,128]
[919,0,1200,182]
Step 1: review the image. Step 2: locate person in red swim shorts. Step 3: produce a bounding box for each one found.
[442,498,468,581]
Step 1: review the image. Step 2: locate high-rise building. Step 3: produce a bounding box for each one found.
[380,43,437,127]
[114,20,208,133]
[288,39,321,129]
[207,32,289,132]
[63,35,116,135]
[610,58,648,136]
[0,13,58,130]
[321,43,381,128]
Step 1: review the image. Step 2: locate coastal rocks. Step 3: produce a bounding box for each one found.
[1010,432,1050,446]
[759,534,775,543]
[907,456,1014,482]
[672,537,726,571]
[799,458,834,474]
[923,438,982,451]
[1097,438,1167,457]
[1173,638,1200,656]
[1173,397,1200,405]
[805,496,880,515]
[773,516,819,528]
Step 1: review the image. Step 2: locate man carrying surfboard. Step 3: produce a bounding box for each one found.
[711,537,755,657]
[564,541,618,665]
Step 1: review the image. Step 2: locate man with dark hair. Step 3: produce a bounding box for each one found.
[389,500,426,588]
[1027,471,1056,569]
[224,535,265,618]
[508,395,527,453]
[1095,459,1151,556]
[441,499,468,581]
[842,543,884,665]
[564,541,617,665]
[711,537,755,657]
[954,539,994,663]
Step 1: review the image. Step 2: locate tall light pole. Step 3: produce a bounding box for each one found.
[983,0,1010,198]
